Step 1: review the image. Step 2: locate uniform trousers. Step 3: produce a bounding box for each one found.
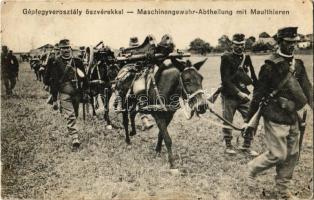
[221,94,250,141]
[59,92,80,140]
[248,119,300,194]
[2,74,16,95]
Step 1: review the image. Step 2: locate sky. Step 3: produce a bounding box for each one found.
[1,0,313,52]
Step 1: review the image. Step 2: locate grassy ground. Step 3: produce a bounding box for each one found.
[1,55,313,200]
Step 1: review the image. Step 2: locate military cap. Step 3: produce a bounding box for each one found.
[232,33,245,44]
[276,27,300,42]
[79,46,85,51]
[59,39,71,48]
[54,43,60,50]
[2,45,8,52]
[129,37,139,47]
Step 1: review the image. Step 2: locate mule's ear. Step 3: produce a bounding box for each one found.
[171,58,186,71]
[193,58,208,70]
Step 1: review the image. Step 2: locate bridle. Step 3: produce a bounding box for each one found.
[179,66,205,103]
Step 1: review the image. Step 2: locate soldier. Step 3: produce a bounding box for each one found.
[246,27,313,199]
[48,39,87,150]
[1,46,19,95]
[220,33,258,156]
[44,43,60,110]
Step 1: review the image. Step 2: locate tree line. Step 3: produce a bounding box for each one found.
[188,32,312,55]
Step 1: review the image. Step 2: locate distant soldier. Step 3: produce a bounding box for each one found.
[220,33,258,156]
[1,46,19,95]
[246,27,313,199]
[44,43,61,110]
[48,39,87,150]
[78,46,85,60]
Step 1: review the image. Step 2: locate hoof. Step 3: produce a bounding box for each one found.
[155,152,161,158]
[72,140,80,152]
[106,125,113,130]
[155,148,161,154]
[169,163,175,169]
[125,139,131,145]
[130,131,137,136]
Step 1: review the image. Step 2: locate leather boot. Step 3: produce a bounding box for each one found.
[239,139,259,157]
[225,140,236,155]
[72,135,80,151]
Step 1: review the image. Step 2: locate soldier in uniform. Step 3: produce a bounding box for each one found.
[1,46,19,95]
[246,27,313,199]
[48,39,87,150]
[44,43,60,110]
[220,33,258,156]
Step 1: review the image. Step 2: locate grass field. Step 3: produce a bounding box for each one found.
[1,55,313,200]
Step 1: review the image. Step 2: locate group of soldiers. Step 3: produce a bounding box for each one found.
[1,26,313,199]
[221,27,312,199]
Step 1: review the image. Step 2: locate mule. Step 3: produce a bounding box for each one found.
[120,58,208,168]
[86,46,120,128]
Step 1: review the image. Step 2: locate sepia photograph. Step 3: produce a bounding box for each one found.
[1,0,313,199]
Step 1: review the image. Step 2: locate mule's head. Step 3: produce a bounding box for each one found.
[173,58,208,117]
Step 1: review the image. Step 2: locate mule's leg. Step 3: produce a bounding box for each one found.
[129,111,137,136]
[122,110,130,144]
[35,71,39,80]
[154,113,175,168]
[90,95,97,116]
[103,88,112,129]
[155,113,173,153]
[155,131,163,153]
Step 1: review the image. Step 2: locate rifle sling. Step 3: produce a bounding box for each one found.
[269,59,296,98]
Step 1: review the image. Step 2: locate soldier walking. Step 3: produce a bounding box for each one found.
[220,33,258,156]
[44,43,60,110]
[246,27,313,199]
[48,39,87,150]
[1,46,19,95]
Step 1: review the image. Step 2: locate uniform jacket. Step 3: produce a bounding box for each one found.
[220,52,257,99]
[247,53,313,125]
[45,56,87,95]
[1,53,19,78]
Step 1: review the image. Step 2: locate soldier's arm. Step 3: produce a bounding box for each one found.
[220,55,240,96]
[299,60,313,109]
[245,64,271,122]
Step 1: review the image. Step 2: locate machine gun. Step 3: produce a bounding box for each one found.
[116,51,191,63]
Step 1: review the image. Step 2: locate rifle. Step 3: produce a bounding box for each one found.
[298,109,307,161]
[208,86,222,103]
[116,52,191,63]
[242,59,296,140]
[242,103,262,139]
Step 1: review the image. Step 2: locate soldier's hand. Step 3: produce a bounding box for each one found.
[238,92,250,102]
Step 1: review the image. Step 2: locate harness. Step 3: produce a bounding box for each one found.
[179,66,205,103]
